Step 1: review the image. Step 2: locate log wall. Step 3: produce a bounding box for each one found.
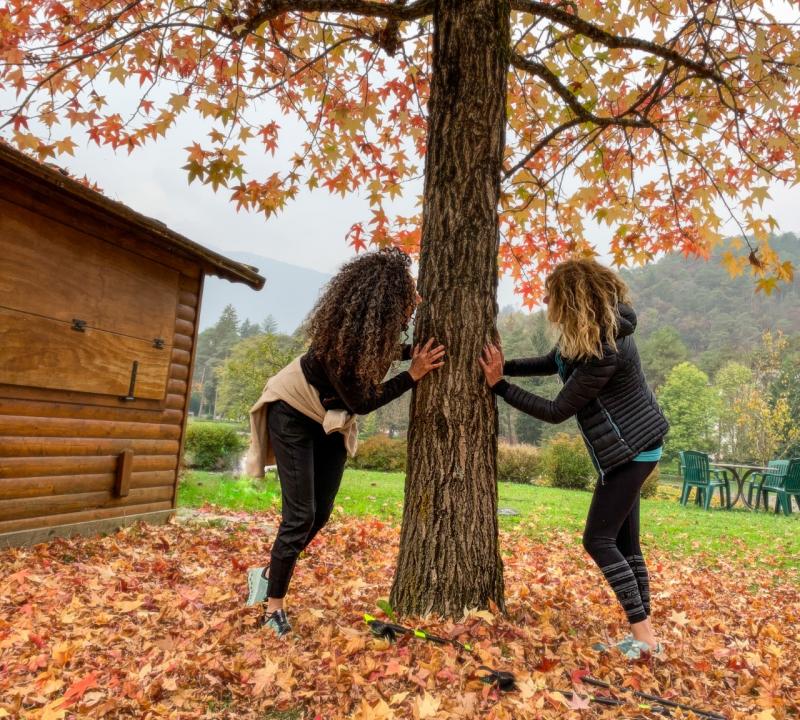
[0,166,204,547]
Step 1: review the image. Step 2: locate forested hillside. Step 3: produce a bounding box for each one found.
[195,235,799,459]
[622,233,800,372]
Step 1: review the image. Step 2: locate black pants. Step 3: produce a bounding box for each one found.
[267,400,347,599]
[582,460,656,625]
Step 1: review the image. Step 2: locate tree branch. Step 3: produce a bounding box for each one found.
[511,0,724,83]
[510,53,654,129]
[245,0,433,27]
[504,117,582,178]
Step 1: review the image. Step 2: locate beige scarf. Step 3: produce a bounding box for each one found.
[243,356,359,478]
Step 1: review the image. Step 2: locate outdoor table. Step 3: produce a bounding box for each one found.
[710,463,775,509]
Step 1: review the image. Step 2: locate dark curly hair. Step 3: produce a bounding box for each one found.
[306,248,416,389]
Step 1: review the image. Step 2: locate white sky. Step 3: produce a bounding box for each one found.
[4,0,800,306]
[49,118,799,310]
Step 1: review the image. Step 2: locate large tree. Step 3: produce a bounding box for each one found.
[3,0,800,615]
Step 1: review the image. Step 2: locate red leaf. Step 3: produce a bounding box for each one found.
[534,657,559,672]
[570,667,589,685]
[59,672,99,708]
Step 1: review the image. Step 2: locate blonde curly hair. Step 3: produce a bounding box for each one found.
[545,258,632,360]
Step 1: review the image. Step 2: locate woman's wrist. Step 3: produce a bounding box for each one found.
[490,378,509,397]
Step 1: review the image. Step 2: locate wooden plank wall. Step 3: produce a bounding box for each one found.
[0,174,202,542]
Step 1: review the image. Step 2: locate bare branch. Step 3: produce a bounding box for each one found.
[511,0,724,83]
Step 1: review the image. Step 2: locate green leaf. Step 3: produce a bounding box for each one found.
[376,598,396,621]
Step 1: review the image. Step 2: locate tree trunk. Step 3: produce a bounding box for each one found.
[391,0,510,617]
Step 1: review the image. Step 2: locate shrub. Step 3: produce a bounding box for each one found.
[640,464,660,499]
[540,433,596,490]
[184,422,248,471]
[497,442,541,483]
[349,435,407,472]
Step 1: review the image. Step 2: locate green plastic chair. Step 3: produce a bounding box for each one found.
[759,459,800,515]
[679,450,731,510]
[747,459,789,509]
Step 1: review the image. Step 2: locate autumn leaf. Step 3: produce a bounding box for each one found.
[414,692,440,719]
[0,512,797,719]
[566,692,591,710]
[250,659,279,696]
[58,671,98,708]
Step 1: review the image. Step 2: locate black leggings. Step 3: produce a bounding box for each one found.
[582,460,656,625]
[267,400,347,599]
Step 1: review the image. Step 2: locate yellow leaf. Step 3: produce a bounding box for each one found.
[51,641,75,667]
[107,65,127,84]
[669,610,689,627]
[414,692,440,719]
[251,659,279,696]
[169,93,190,112]
[114,600,143,613]
[55,137,77,156]
[389,691,409,706]
[39,700,67,720]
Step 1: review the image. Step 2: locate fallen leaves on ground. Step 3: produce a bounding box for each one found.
[1,509,798,719]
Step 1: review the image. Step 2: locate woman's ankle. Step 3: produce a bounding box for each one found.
[266,599,284,614]
[630,619,658,648]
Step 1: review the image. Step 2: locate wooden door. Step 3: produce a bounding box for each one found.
[0,199,178,400]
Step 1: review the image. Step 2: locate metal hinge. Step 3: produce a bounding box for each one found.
[153,338,165,349]
[71,318,87,332]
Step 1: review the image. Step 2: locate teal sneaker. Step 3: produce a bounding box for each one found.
[260,608,292,637]
[246,566,269,607]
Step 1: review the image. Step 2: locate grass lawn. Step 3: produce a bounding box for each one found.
[178,468,800,568]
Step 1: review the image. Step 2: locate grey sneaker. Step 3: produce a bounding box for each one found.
[246,566,269,607]
[261,608,292,637]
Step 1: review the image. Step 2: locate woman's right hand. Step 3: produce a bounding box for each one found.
[409,338,446,381]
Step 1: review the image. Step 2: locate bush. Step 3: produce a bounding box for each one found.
[184,422,248,471]
[497,442,540,483]
[540,433,596,490]
[349,435,407,472]
[640,464,660,499]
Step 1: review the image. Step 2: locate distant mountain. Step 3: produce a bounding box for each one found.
[200,251,331,332]
[201,235,800,347]
[622,232,800,354]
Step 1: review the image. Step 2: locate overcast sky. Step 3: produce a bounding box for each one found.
[8,23,799,310]
[42,121,799,310]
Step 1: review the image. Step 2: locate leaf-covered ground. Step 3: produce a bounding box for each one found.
[1,511,798,719]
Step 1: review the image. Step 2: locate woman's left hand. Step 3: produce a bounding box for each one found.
[478,343,504,387]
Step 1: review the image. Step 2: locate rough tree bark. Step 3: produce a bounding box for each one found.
[390,0,510,617]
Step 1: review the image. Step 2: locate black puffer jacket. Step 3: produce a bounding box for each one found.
[492,305,669,476]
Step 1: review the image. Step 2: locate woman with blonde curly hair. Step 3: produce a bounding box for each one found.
[245,248,444,636]
[479,258,669,655]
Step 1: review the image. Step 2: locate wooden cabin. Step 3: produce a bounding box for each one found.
[0,143,264,547]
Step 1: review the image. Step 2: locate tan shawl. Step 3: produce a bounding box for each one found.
[243,356,359,478]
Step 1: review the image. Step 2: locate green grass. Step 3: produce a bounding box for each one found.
[178,469,800,568]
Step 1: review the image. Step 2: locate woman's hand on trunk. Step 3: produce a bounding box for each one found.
[478,343,504,387]
[409,338,446,381]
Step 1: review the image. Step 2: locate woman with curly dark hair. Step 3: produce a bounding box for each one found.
[244,248,445,636]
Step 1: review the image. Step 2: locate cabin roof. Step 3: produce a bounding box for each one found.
[0,142,265,290]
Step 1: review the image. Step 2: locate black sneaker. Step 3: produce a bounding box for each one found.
[260,608,292,637]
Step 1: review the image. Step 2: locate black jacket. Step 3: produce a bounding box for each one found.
[493,305,669,476]
[301,344,415,415]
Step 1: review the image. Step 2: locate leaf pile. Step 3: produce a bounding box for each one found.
[1,510,798,719]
